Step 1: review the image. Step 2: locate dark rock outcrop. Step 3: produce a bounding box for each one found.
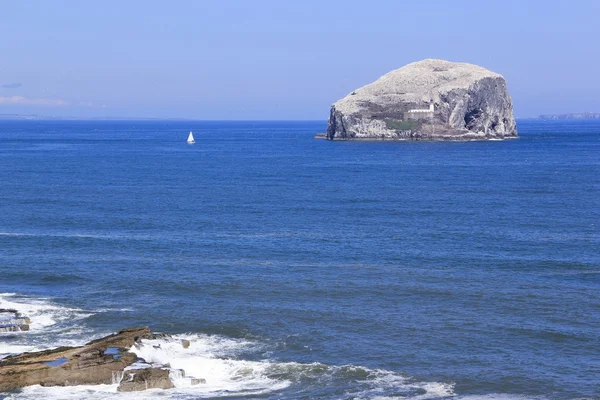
[117,368,174,392]
[326,59,517,141]
[0,309,31,332]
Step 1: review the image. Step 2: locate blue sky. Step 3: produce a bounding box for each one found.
[0,0,598,119]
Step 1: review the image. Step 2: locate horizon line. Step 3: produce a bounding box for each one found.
[0,115,329,122]
[0,114,598,122]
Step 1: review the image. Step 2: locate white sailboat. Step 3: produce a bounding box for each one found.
[187,131,195,144]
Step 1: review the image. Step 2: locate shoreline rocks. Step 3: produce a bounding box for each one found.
[0,309,31,332]
[117,367,174,392]
[326,59,517,141]
[0,327,202,393]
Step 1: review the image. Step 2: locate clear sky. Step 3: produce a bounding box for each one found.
[0,0,598,119]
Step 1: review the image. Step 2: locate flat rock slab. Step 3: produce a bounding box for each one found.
[0,327,151,391]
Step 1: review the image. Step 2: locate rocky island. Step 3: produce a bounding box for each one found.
[325,59,517,141]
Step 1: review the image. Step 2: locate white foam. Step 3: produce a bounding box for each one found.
[0,293,97,359]
[3,331,456,399]
[129,334,290,395]
[6,384,138,400]
[455,395,546,400]
[0,293,92,332]
[1,297,455,399]
[0,231,159,240]
[93,308,134,312]
[456,395,546,400]
[351,368,455,400]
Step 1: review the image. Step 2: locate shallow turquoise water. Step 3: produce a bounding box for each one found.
[0,120,598,399]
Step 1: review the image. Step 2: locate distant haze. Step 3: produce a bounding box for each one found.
[1,0,598,119]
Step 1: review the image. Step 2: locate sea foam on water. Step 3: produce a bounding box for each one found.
[0,293,96,358]
[1,293,456,399]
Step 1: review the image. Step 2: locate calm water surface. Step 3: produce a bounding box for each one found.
[0,120,598,399]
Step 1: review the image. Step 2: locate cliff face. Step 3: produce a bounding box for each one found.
[327,59,517,140]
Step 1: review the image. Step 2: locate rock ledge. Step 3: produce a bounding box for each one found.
[0,327,202,392]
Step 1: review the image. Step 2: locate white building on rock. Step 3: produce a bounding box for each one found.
[404,101,434,121]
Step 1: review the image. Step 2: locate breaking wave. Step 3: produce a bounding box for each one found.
[0,294,555,399]
[1,315,455,399]
[0,293,96,358]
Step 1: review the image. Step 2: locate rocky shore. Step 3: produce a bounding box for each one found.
[0,326,204,393]
[0,309,31,333]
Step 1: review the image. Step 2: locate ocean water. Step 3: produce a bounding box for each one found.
[0,120,598,400]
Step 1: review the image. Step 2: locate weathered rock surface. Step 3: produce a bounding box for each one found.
[0,327,204,392]
[327,59,517,141]
[117,367,174,392]
[0,327,150,391]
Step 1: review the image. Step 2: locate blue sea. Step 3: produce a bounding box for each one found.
[0,120,598,399]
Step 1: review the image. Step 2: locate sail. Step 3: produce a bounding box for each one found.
[187,131,195,143]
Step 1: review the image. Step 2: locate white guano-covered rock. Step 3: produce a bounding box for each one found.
[327,59,517,140]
